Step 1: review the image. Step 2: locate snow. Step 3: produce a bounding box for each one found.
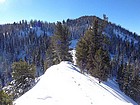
[14,61,137,105]
[70,39,78,48]
[113,29,138,44]
[70,49,76,65]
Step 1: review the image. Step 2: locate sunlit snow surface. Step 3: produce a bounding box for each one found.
[14,61,137,105]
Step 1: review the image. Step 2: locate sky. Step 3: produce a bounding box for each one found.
[0,0,140,35]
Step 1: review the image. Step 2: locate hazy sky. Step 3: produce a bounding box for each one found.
[0,0,140,35]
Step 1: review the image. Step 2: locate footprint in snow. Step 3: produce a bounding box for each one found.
[37,96,52,100]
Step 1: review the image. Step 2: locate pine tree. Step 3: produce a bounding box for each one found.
[46,36,60,67]
[94,48,110,81]
[122,64,130,94]
[117,63,124,90]
[0,90,13,105]
[76,29,91,73]
[76,16,110,82]
[11,60,35,99]
[130,74,140,103]
[48,21,72,64]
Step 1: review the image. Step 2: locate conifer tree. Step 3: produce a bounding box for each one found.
[46,36,60,67]
[0,90,13,105]
[122,64,130,94]
[76,16,110,82]
[11,60,35,98]
[128,74,140,103]
[48,21,72,64]
[76,29,91,73]
[94,48,110,81]
[117,63,124,89]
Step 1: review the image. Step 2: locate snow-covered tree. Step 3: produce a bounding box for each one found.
[11,60,35,99]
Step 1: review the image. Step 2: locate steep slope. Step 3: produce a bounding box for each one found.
[14,61,137,105]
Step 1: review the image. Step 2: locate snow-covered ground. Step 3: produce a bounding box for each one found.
[14,61,137,105]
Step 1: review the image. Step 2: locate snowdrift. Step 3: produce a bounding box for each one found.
[14,61,137,105]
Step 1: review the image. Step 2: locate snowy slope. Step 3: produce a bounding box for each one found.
[14,61,137,105]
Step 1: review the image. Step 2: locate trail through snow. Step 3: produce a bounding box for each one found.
[14,61,137,105]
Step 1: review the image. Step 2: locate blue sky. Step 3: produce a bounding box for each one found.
[0,0,140,35]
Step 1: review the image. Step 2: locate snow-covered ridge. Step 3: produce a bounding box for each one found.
[113,29,138,44]
[14,61,137,105]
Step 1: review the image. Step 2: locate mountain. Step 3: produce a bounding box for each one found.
[0,16,140,104]
[14,61,137,105]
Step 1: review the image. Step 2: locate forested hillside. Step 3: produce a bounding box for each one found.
[0,16,140,104]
